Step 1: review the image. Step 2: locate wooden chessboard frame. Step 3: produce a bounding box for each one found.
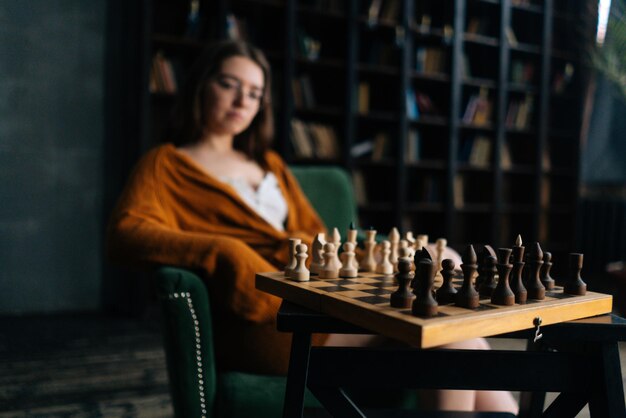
[256,271,613,348]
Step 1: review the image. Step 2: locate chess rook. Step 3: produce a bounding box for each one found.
[564,253,587,295]
[456,245,480,309]
[526,242,546,300]
[412,259,438,317]
[491,248,515,306]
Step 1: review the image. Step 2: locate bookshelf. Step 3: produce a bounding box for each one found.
[134,0,593,276]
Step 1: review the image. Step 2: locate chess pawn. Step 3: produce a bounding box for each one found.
[376,240,394,276]
[284,238,301,277]
[404,231,416,247]
[291,244,310,282]
[416,234,428,251]
[510,245,528,304]
[339,242,358,278]
[310,233,326,275]
[412,259,438,317]
[390,256,415,308]
[361,229,377,272]
[320,243,341,279]
[540,252,556,290]
[564,253,587,295]
[526,242,546,300]
[491,248,515,306]
[478,256,498,298]
[456,245,480,309]
[436,259,458,305]
[346,224,360,271]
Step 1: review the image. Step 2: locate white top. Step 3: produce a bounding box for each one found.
[220,172,288,231]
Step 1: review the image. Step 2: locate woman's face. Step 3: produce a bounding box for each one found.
[204,56,265,137]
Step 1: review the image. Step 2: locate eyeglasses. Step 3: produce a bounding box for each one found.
[213,75,264,104]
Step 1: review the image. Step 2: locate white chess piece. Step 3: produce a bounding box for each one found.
[340,242,358,278]
[285,238,301,277]
[346,226,359,271]
[376,240,394,275]
[310,233,326,274]
[389,227,400,266]
[320,243,341,279]
[291,243,310,282]
[361,229,377,272]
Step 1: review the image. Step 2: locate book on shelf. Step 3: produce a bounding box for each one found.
[371,132,390,161]
[350,139,375,159]
[540,177,551,209]
[292,74,316,109]
[149,51,178,94]
[226,13,248,41]
[358,82,370,114]
[463,87,492,126]
[468,136,492,168]
[405,129,421,163]
[406,88,419,119]
[505,27,518,47]
[380,0,401,22]
[461,53,471,78]
[466,17,488,35]
[416,47,446,74]
[421,175,442,203]
[352,170,368,205]
[185,0,202,37]
[552,63,574,94]
[367,0,384,24]
[505,94,534,129]
[290,119,314,158]
[510,59,535,84]
[367,40,395,66]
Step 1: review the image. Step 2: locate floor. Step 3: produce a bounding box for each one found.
[0,314,624,417]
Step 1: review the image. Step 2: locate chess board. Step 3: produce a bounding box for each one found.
[255,271,613,348]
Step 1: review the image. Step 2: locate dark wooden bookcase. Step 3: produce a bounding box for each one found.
[134,0,594,275]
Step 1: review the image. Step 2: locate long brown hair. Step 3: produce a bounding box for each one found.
[168,40,274,166]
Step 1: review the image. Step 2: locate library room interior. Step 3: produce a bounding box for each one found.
[2,0,626,417]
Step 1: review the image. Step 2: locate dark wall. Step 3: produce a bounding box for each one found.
[0,1,106,314]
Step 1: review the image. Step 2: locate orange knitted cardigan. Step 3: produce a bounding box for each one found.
[107,143,327,374]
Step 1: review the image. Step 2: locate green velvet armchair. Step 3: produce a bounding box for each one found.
[155,166,356,418]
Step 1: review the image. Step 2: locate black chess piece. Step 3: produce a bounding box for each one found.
[540,251,556,290]
[510,245,528,304]
[491,248,515,306]
[391,257,416,308]
[456,245,480,309]
[564,253,587,295]
[526,242,546,300]
[475,245,497,291]
[412,259,438,317]
[436,259,457,304]
[478,255,497,297]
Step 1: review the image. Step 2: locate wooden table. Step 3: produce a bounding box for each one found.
[276,301,626,418]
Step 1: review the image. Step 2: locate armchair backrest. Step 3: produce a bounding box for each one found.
[290,165,358,231]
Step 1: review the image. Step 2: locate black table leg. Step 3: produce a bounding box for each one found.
[542,392,588,417]
[518,338,548,418]
[308,386,366,418]
[283,331,313,418]
[588,342,626,418]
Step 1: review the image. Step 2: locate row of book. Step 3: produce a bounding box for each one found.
[350,132,390,161]
[510,59,536,84]
[149,52,179,94]
[505,94,534,130]
[292,75,316,109]
[406,88,440,119]
[367,0,402,24]
[416,47,447,74]
[290,119,339,159]
[458,136,492,167]
[462,88,493,126]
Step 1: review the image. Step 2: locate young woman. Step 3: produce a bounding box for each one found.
[107,40,517,414]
